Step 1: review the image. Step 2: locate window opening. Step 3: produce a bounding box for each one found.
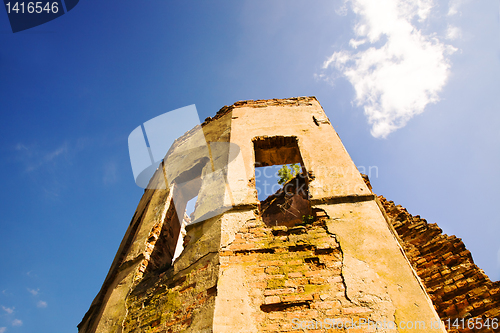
[253,136,311,227]
[185,195,198,221]
[145,162,205,274]
[255,164,300,201]
[172,195,197,262]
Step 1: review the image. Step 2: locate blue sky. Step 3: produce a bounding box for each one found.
[0,0,499,332]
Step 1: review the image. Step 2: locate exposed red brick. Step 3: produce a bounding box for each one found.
[377,194,500,333]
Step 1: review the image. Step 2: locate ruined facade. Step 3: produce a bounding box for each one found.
[79,97,498,333]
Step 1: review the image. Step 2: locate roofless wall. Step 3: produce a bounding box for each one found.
[79,97,449,332]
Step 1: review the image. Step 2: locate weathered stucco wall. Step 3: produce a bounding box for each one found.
[227,98,371,206]
[79,97,462,333]
[319,200,443,331]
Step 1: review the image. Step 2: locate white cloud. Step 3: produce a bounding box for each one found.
[27,288,39,296]
[15,143,28,151]
[11,320,22,327]
[446,25,462,40]
[44,145,67,162]
[414,0,434,21]
[27,143,68,172]
[349,38,367,49]
[448,0,463,16]
[0,327,6,333]
[323,0,456,138]
[335,0,349,16]
[37,301,48,309]
[17,142,69,173]
[103,161,118,185]
[1,306,14,315]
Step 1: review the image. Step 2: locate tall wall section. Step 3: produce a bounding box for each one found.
[79,97,447,333]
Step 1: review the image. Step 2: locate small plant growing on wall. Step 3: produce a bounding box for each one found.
[277,164,301,185]
[302,214,314,224]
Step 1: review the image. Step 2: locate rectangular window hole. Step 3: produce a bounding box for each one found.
[253,136,311,228]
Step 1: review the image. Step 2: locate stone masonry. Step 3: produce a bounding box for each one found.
[77,97,498,333]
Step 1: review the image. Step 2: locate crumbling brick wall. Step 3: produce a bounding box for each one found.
[122,252,219,333]
[380,196,500,332]
[360,174,500,332]
[350,171,496,333]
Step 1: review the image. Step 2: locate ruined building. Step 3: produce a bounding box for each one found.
[79,97,500,332]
